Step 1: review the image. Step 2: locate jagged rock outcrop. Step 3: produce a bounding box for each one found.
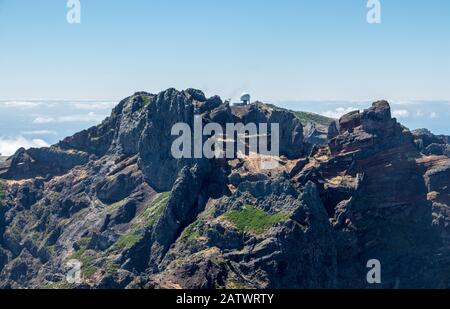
[293,101,447,287]
[151,179,336,289]
[303,121,329,147]
[413,128,450,157]
[0,89,449,289]
[0,147,90,180]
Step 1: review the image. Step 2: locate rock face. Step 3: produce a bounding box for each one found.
[413,128,450,157]
[0,89,449,289]
[315,102,434,287]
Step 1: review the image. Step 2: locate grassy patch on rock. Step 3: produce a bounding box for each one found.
[67,237,99,279]
[105,261,120,274]
[82,264,98,278]
[142,95,151,106]
[46,245,56,254]
[46,281,75,290]
[180,220,201,241]
[108,192,171,253]
[294,111,334,126]
[0,180,6,202]
[110,232,143,251]
[223,205,290,234]
[132,192,170,228]
[108,198,128,212]
[138,94,152,112]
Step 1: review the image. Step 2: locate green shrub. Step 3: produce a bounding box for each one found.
[223,205,290,234]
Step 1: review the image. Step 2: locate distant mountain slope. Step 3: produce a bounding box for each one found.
[261,102,334,126]
[262,103,335,147]
[0,88,449,289]
[293,111,334,126]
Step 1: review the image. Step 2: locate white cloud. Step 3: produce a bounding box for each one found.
[72,102,116,110]
[392,110,410,118]
[414,109,438,119]
[0,101,42,109]
[33,117,54,124]
[21,130,57,136]
[33,112,104,124]
[416,110,425,117]
[390,100,420,106]
[321,107,359,119]
[0,136,50,157]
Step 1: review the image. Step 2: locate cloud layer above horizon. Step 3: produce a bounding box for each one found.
[0,136,49,157]
[0,100,115,156]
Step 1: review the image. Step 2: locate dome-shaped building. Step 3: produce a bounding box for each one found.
[240,93,251,105]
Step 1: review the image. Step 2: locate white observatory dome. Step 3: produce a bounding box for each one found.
[240,93,251,103]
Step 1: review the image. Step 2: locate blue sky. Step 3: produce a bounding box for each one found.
[0,0,449,101]
[0,1,449,155]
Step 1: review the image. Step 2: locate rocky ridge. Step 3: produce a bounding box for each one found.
[0,89,449,288]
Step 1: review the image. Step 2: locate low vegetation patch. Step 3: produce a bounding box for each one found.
[133,192,170,228]
[46,245,56,254]
[110,232,143,251]
[77,236,91,249]
[0,180,6,202]
[108,198,127,211]
[223,205,290,234]
[47,281,75,290]
[66,236,99,280]
[137,94,152,112]
[69,239,94,264]
[105,261,119,274]
[180,220,201,241]
[109,192,171,252]
[82,264,98,278]
[294,111,334,126]
[142,95,151,106]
